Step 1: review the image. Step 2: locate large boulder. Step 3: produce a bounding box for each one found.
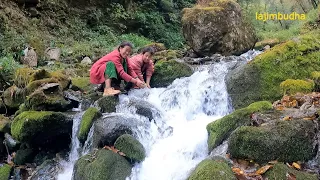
[187,158,236,180]
[11,111,72,147]
[228,119,317,163]
[114,134,146,163]
[96,96,119,113]
[92,114,145,148]
[207,101,273,151]
[226,30,320,109]
[181,0,256,56]
[150,60,193,88]
[73,149,132,180]
[78,107,101,143]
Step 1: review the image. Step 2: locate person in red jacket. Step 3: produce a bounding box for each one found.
[90,42,146,96]
[128,47,155,89]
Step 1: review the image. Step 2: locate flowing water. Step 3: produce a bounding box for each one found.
[56,51,261,180]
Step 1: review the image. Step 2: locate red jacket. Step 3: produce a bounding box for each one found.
[129,54,154,82]
[90,49,137,84]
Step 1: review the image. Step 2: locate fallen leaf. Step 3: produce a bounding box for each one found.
[256,165,273,175]
[283,116,292,121]
[286,172,296,180]
[103,146,126,157]
[292,162,301,170]
[276,105,284,111]
[232,167,244,175]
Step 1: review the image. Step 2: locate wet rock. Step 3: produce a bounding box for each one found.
[228,119,317,163]
[73,149,132,180]
[4,133,20,151]
[92,114,144,148]
[127,98,162,121]
[11,111,72,148]
[207,101,273,151]
[188,158,236,180]
[63,89,82,108]
[150,60,193,88]
[95,96,118,113]
[29,159,61,180]
[114,134,146,163]
[78,107,101,143]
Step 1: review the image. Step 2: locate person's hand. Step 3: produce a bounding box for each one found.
[146,84,151,88]
[136,79,146,88]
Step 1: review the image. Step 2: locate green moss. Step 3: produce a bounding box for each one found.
[0,115,10,133]
[26,78,59,93]
[2,85,26,109]
[78,107,101,143]
[25,90,71,111]
[11,111,71,144]
[311,71,320,92]
[228,120,316,164]
[280,79,314,95]
[227,30,320,109]
[73,149,132,180]
[14,67,35,88]
[150,60,193,87]
[264,163,318,180]
[50,70,71,90]
[96,96,118,113]
[71,77,92,92]
[188,159,236,180]
[0,164,12,180]
[207,101,272,151]
[14,103,28,116]
[30,69,51,82]
[114,134,146,163]
[254,38,280,50]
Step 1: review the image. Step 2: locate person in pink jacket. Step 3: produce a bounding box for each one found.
[128,47,155,89]
[90,42,146,96]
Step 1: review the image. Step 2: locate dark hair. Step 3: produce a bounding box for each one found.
[118,41,133,50]
[141,47,155,55]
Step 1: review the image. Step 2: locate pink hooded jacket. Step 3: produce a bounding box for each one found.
[129,54,154,82]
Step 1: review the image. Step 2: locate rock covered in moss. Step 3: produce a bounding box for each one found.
[96,96,118,113]
[73,149,132,180]
[228,120,316,164]
[0,115,10,133]
[182,0,256,56]
[93,114,144,148]
[264,163,318,180]
[280,79,314,95]
[254,38,280,50]
[2,85,25,109]
[150,60,193,88]
[226,30,320,109]
[71,77,93,92]
[11,111,72,146]
[207,101,272,151]
[187,158,236,180]
[0,164,12,180]
[78,107,101,143]
[114,134,146,163]
[153,50,181,62]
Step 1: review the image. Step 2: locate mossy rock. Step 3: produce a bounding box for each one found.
[25,89,72,112]
[0,115,10,133]
[50,70,71,90]
[153,50,181,62]
[227,30,320,109]
[13,148,35,165]
[311,71,320,92]
[150,60,193,88]
[280,79,314,95]
[96,96,118,113]
[0,164,12,180]
[71,77,92,92]
[30,69,51,82]
[2,85,26,109]
[187,159,236,180]
[264,163,318,180]
[73,149,132,180]
[14,67,35,88]
[78,107,101,143]
[26,78,59,93]
[114,134,146,163]
[254,38,280,50]
[207,101,272,151]
[11,111,72,146]
[228,120,316,164]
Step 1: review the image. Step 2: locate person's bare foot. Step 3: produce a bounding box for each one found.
[103,87,121,96]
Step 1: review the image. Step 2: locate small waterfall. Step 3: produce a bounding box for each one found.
[55,50,261,180]
[57,111,83,180]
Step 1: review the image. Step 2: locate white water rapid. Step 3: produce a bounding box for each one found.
[56,50,261,180]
